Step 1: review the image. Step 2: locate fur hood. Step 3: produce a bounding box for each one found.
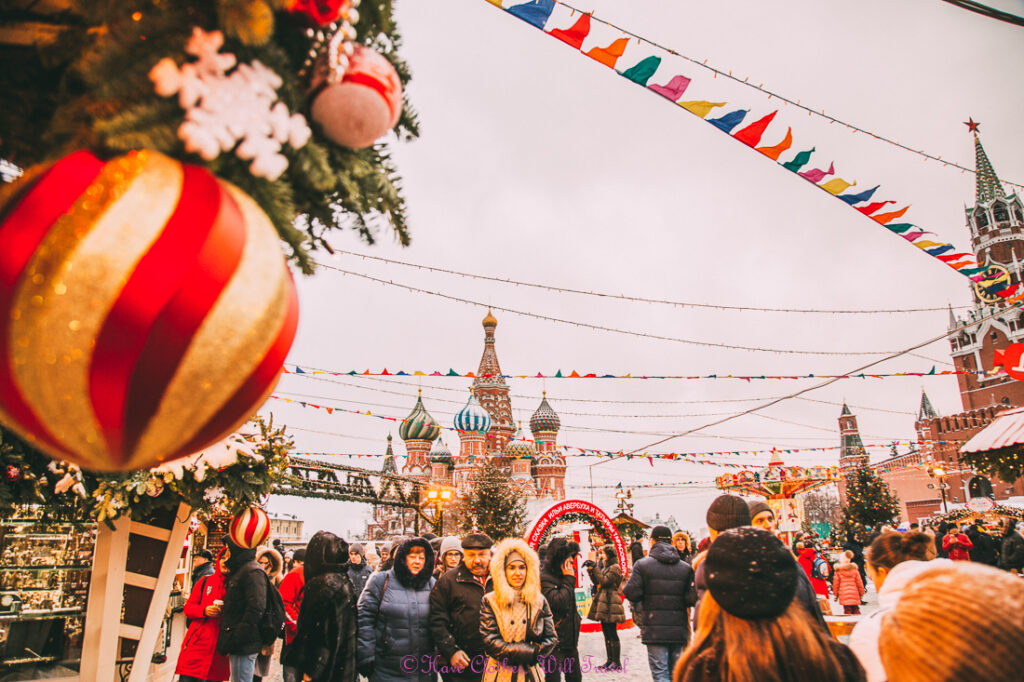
[305,531,349,580]
[489,538,543,610]
[257,547,283,581]
[543,537,580,577]
[392,536,435,589]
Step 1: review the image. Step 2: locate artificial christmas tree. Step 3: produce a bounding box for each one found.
[840,464,901,540]
[453,458,527,541]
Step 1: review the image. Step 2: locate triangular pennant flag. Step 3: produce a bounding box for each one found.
[872,205,909,224]
[648,74,690,101]
[619,55,661,85]
[507,0,556,30]
[799,162,835,183]
[732,110,777,147]
[569,370,581,377]
[820,177,854,195]
[707,109,748,133]
[585,37,629,68]
[446,369,460,376]
[837,185,879,205]
[781,147,815,172]
[679,100,726,118]
[548,12,591,49]
[883,222,914,234]
[756,127,793,160]
[857,200,895,215]
[294,366,305,374]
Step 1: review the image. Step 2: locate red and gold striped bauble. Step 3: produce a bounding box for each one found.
[229,506,271,549]
[0,150,298,471]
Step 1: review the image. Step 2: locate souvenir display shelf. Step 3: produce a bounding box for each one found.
[0,517,96,671]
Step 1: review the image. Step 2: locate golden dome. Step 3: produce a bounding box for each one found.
[482,308,497,327]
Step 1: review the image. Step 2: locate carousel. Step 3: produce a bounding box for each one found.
[715,453,842,541]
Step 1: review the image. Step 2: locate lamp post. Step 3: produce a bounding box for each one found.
[929,465,949,514]
[420,487,453,535]
[614,488,634,516]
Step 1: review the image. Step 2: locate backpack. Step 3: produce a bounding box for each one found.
[811,556,831,581]
[259,571,287,645]
[185,575,211,630]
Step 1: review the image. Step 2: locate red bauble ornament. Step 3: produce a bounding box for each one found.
[229,506,271,549]
[5,466,19,482]
[288,0,351,26]
[0,150,299,472]
[311,45,403,150]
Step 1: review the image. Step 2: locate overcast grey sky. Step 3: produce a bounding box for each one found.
[264,0,1024,537]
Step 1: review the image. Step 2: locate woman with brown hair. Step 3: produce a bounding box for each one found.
[847,531,949,682]
[585,545,627,671]
[480,538,558,682]
[673,527,865,682]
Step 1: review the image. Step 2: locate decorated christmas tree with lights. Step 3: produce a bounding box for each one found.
[454,458,527,541]
[840,464,901,538]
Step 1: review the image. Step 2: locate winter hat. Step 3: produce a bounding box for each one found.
[196,549,214,561]
[696,536,710,553]
[439,536,462,558]
[706,495,752,532]
[304,531,349,580]
[293,548,306,563]
[462,533,494,550]
[349,542,365,557]
[379,541,392,555]
[505,549,527,567]
[224,536,256,573]
[746,499,772,521]
[705,527,797,620]
[651,525,673,542]
[879,563,1024,682]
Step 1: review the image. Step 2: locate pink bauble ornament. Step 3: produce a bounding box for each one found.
[311,45,402,149]
[5,466,19,482]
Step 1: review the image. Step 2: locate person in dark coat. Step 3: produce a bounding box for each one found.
[675,528,866,682]
[623,526,695,682]
[192,549,217,584]
[966,521,999,566]
[935,521,949,558]
[217,538,267,682]
[540,537,581,682]
[428,533,494,682]
[629,537,645,565]
[283,531,357,682]
[348,543,373,597]
[586,545,627,671]
[1000,520,1024,574]
[177,548,230,682]
[377,542,393,572]
[357,537,436,682]
[842,530,867,585]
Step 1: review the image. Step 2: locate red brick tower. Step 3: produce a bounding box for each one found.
[472,310,515,460]
[837,402,868,505]
[948,129,1024,410]
[531,392,565,500]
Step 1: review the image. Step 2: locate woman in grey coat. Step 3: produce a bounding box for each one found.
[585,545,627,671]
[356,537,436,682]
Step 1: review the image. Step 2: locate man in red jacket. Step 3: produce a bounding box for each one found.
[176,548,230,682]
[278,548,305,682]
[943,525,974,561]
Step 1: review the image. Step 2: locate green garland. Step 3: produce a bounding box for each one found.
[0,417,291,526]
[933,504,1024,524]
[536,510,619,549]
[0,0,419,273]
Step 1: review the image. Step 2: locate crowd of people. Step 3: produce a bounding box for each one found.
[173,502,1024,682]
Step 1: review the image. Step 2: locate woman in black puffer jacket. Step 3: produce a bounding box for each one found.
[283,531,358,682]
[540,537,582,682]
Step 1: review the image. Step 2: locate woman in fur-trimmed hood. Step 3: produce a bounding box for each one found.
[480,538,557,682]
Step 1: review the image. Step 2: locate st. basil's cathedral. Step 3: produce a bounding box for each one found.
[366,311,567,539]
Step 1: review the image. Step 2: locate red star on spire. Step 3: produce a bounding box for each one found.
[965,118,981,133]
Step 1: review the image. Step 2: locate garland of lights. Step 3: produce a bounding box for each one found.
[536,510,616,549]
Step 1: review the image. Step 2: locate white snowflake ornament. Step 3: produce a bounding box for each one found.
[149,27,311,181]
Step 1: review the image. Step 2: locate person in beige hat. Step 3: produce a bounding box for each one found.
[878,562,1024,682]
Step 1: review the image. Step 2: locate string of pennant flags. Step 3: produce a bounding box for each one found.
[284,364,997,381]
[272,395,957,462]
[482,0,1024,303]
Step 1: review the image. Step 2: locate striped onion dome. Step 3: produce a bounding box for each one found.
[429,438,453,465]
[530,391,561,435]
[454,393,492,434]
[398,392,441,442]
[505,423,536,460]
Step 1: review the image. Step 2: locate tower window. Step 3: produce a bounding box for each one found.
[1015,206,1023,224]
[977,211,990,230]
[994,202,1009,223]
[992,331,999,341]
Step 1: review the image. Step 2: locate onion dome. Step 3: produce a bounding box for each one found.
[505,422,536,460]
[530,391,561,435]
[398,391,440,442]
[482,308,498,328]
[454,392,492,434]
[429,438,453,465]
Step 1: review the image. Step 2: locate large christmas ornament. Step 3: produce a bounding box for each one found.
[288,0,354,26]
[0,149,299,472]
[311,45,403,149]
[229,506,271,549]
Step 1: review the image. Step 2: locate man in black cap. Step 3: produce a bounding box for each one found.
[692,495,752,623]
[191,548,216,585]
[623,525,695,682]
[429,533,494,681]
